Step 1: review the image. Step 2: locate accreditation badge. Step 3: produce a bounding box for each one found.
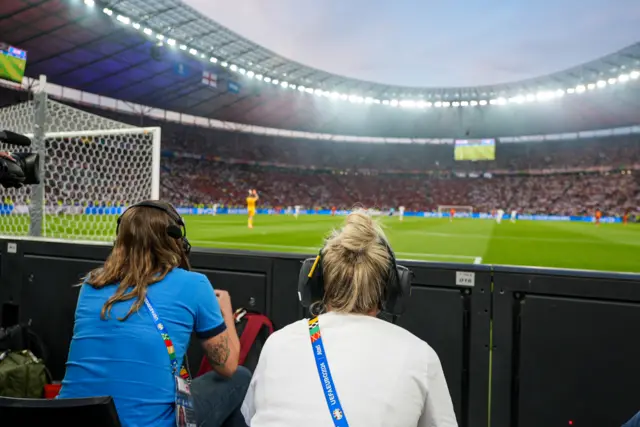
[175,375,197,427]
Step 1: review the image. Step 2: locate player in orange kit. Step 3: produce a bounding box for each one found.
[623,210,629,225]
[450,208,456,222]
[595,208,602,226]
[247,189,259,229]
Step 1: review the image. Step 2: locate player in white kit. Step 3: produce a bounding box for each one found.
[294,205,301,219]
[496,208,504,224]
[398,206,405,221]
[510,209,517,223]
[212,203,219,216]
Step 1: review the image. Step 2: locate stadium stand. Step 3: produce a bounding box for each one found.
[2,86,638,215]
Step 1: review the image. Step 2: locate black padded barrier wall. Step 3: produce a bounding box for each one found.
[30,238,640,427]
[491,266,640,427]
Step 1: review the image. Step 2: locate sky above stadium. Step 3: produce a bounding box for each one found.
[183,0,640,88]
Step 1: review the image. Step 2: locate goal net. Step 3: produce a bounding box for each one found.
[437,205,473,217]
[0,97,160,241]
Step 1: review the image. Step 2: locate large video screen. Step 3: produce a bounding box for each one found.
[0,43,27,84]
[454,138,496,161]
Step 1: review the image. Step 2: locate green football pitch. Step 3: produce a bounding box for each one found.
[14,214,640,273]
[179,215,638,273]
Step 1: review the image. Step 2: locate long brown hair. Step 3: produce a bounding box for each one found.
[86,201,191,321]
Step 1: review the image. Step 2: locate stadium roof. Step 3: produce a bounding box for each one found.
[2,0,640,138]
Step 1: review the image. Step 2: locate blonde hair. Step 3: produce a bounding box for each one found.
[319,209,391,314]
[86,201,190,321]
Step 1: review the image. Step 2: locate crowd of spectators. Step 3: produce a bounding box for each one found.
[161,158,640,216]
[2,90,640,215]
[162,128,640,173]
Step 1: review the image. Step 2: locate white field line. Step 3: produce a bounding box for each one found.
[412,230,633,245]
[474,257,483,264]
[189,239,478,261]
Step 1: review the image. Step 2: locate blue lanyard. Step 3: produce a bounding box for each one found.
[144,297,180,375]
[309,317,349,427]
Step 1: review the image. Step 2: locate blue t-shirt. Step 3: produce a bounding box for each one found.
[58,268,226,427]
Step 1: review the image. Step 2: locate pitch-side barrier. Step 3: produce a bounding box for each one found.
[1,238,638,427]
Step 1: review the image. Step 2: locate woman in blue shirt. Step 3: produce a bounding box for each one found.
[58,201,250,427]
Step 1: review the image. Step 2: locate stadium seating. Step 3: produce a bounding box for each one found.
[1,87,639,215]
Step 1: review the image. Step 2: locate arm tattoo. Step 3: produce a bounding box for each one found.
[204,333,230,367]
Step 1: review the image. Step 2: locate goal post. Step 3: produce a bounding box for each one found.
[437,205,474,217]
[0,80,161,241]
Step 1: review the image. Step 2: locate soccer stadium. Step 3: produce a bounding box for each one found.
[1,1,640,427]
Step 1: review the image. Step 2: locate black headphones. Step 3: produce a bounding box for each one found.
[116,200,191,256]
[297,238,413,317]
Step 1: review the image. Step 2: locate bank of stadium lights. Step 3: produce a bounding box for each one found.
[95,4,640,110]
[84,0,95,6]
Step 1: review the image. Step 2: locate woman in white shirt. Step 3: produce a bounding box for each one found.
[241,210,458,427]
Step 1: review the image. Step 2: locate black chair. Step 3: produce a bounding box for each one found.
[0,396,121,427]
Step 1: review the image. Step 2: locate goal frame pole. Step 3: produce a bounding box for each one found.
[29,75,47,237]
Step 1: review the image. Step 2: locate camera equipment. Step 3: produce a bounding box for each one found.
[298,238,413,317]
[0,130,40,189]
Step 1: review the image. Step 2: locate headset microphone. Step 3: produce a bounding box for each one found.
[0,130,32,147]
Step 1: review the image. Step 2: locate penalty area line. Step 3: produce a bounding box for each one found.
[473,257,483,264]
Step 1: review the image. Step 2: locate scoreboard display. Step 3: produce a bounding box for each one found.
[454,138,496,161]
[0,43,27,84]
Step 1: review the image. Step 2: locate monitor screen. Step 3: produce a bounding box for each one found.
[454,138,496,161]
[0,43,27,84]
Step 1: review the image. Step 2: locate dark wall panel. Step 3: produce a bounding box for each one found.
[491,268,640,427]
[517,296,640,427]
[398,286,465,418]
[399,262,491,427]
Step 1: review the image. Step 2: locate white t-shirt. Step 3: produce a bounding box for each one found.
[241,312,457,427]
[399,206,405,213]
